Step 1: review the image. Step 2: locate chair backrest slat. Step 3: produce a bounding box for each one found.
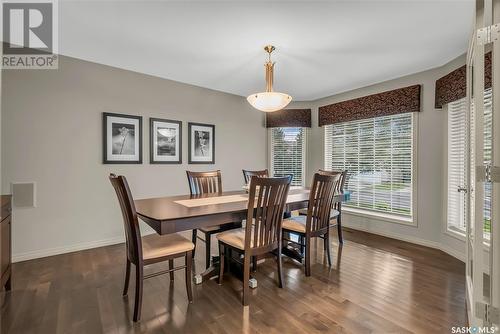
[186,170,222,195]
[246,176,290,252]
[109,174,142,264]
[319,169,347,210]
[305,173,342,235]
[242,169,269,184]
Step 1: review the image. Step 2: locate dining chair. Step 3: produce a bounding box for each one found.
[242,169,270,271]
[109,174,194,322]
[298,169,348,244]
[216,176,291,305]
[283,172,341,276]
[186,170,239,269]
[242,169,269,184]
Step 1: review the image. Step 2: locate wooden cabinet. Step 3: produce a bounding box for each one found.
[0,196,12,291]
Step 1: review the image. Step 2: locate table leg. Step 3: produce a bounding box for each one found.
[282,246,303,263]
[194,255,220,284]
[193,254,259,289]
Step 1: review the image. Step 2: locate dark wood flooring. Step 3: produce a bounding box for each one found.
[0,228,466,334]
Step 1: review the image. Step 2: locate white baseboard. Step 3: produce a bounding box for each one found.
[343,223,465,262]
[12,236,126,263]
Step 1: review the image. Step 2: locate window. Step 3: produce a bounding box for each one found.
[447,88,492,237]
[324,113,413,218]
[270,127,306,187]
[447,97,467,233]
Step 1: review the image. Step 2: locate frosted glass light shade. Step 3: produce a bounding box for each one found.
[247,92,292,112]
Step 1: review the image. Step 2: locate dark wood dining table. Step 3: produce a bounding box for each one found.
[134,188,347,285]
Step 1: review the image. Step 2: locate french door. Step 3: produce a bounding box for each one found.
[466,0,500,327]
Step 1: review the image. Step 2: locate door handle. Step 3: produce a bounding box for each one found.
[457,186,468,193]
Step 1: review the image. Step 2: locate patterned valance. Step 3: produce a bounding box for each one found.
[266,108,311,128]
[318,85,421,126]
[435,52,492,109]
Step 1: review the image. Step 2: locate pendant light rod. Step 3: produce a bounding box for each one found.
[264,45,275,92]
[265,62,274,92]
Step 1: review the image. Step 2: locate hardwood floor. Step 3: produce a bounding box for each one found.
[0,228,466,334]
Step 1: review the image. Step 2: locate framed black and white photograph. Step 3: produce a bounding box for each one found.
[188,122,215,164]
[150,118,182,164]
[103,112,142,164]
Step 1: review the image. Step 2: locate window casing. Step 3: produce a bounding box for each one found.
[270,127,306,187]
[324,113,414,219]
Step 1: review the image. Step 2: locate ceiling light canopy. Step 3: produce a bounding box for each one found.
[247,45,292,112]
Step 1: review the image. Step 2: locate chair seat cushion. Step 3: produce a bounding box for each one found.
[216,228,254,250]
[297,208,340,218]
[282,215,307,233]
[199,225,222,233]
[142,233,194,261]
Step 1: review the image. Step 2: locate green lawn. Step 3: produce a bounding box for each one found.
[484,218,491,233]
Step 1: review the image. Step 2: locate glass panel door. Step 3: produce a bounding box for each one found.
[466,0,499,326]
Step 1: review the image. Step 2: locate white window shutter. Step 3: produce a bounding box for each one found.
[325,113,413,217]
[271,127,306,187]
[447,97,467,232]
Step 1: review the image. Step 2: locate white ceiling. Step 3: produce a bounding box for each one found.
[58,1,474,101]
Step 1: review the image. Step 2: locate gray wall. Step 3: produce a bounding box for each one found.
[2,55,267,261]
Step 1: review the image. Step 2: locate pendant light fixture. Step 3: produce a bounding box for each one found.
[247,45,292,112]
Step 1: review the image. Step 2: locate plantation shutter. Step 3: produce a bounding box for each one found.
[271,127,306,187]
[447,97,467,232]
[484,88,493,236]
[324,113,413,217]
[448,89,492,235]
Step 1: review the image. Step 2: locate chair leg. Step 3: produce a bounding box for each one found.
[5,276,11,291]
[277,247,284,288]
[305,237,311,277]
[252,256,257,272]
[337,214,344,245]
[169,259,174,281]
[299,234,305,256]
[325,231,332,267]
[123,259,131,296]
[191,229,197,257]
[133,265,143,322]
[185,251,193,303]
[218,242,225,285]
[242,255,251,306]
[205,233,211,270]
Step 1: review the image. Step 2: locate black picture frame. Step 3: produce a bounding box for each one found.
[188,122,215,164]
[149,118,182,164]
[103,112,143,164]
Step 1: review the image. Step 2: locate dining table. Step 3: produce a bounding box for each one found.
[134,187,349,287]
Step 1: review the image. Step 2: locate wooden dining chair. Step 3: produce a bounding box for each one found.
[186,170,239,269]
[216,176,291,305]
[242,169,269,184]
[283,172,341,276]
[109,174,194,322]
[298,169,348,244]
